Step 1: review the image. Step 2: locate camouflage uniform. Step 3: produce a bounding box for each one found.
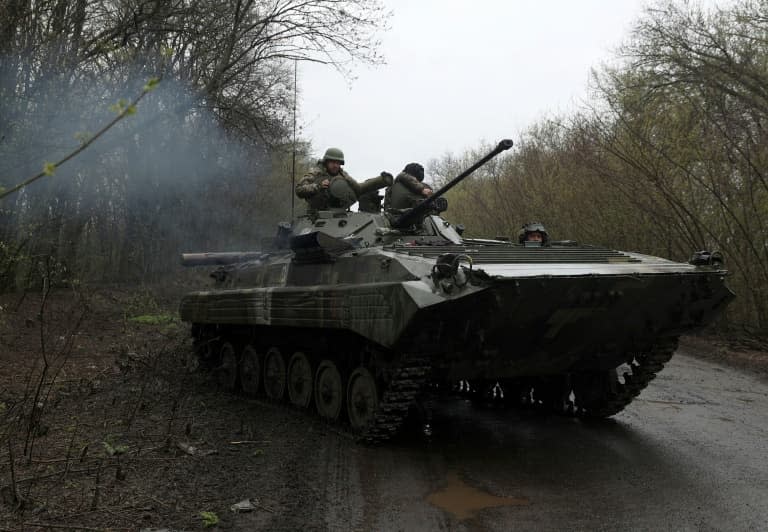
[385,170,430,210]
[296,162,362,211]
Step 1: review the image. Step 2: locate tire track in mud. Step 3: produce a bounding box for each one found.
[247,420,365,531]
[255,431,327,530]
[320,435,366,530]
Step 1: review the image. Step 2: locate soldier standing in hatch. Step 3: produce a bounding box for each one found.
[518,221,550,246]
[384,162,433,210]
[296,147,362,211]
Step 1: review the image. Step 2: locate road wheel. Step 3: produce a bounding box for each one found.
[347,368,378,432]
[315,360,343,420]
[191,336,219,372]
[217,342,238,391]
[287,352,313,408]
[263,347,286,400]
[240,345,261,396]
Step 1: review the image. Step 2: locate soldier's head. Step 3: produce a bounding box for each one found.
[403,162,425,182]
[518,221,549,246]
[322,147,345,176]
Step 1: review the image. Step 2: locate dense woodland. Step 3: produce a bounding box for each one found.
[437,1,768,336]
[1,0,766,336]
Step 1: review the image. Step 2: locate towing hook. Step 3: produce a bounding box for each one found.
[431,253,473,293]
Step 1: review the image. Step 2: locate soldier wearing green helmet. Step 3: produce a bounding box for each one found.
[296,147,362,211]
[296,147,394,212]
[518,221,549,247]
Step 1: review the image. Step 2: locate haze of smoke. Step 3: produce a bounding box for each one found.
[0,61,288,282]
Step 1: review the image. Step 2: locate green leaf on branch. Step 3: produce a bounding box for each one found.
[109,98,129,114]
[125,105,137,116]
[74,131,92,144]
[43,162,56,176]
[143,77,161,92]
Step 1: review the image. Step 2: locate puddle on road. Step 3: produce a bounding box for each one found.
[426,471,529,520]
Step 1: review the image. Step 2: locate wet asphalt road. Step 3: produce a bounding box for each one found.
[241,348,768,531]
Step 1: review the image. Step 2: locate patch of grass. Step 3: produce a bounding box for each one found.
[128,313,176,325]
[200,511,219,527]
[125,289,160,312]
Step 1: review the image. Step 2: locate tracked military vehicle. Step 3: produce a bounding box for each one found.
[179,140,734,443]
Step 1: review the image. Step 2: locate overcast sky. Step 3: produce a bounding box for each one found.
[299,0,653,180]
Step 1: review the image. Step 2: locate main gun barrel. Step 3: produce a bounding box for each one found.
[393,139,514,228]
[181,251,266,267]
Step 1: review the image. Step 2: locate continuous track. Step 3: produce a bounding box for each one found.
[193,331,431,444]
[358,354,430,444]
[568,337,679,417]
[196,328,677,440]
[455,337,679,419]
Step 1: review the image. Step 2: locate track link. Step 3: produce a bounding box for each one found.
[454,337,679,419]
[568,336,678,417]
[358,354,430,444]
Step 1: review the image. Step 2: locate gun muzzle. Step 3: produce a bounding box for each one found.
[394,139,513,228]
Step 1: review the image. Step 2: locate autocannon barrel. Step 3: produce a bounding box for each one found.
[393,139,514,228]
[180,252,266,267]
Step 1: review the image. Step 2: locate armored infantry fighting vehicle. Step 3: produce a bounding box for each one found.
[179,140,734,443]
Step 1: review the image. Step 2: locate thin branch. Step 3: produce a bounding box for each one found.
[0,81,158,201]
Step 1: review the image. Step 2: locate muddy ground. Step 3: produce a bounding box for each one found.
[1,288,767,531]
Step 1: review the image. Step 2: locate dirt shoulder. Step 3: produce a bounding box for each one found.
[0,286,337,531]
[679,334,768,382]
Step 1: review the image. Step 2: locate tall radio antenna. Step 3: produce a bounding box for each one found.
[290,59,297,221]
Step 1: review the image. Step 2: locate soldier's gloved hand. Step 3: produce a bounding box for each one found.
[380,171,394,185]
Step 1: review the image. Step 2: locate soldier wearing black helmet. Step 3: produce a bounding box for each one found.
[384,162,434,211]
[518,221,549,247]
